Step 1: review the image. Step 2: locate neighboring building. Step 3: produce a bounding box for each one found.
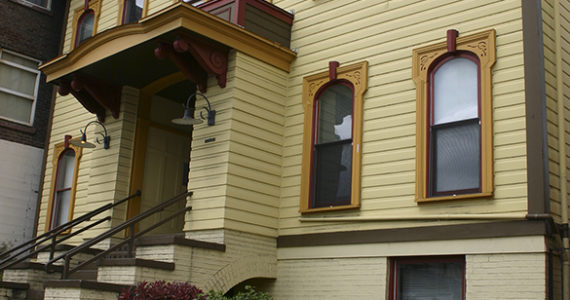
[0,0,67,248]
[0,0,569,299]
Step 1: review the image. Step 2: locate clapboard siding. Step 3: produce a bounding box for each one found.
[274,0,527,235]
[36,85,138,244]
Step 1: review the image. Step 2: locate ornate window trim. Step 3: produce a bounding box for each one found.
[412,29,496,203]
[70,0,102,50]
[300,61,368,213]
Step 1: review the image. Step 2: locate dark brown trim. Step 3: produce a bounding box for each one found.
[98,258,174,271]
[8,261,63,273]
[277,220,547,248]
[0,281,29,290]
[136,233,226,252]
[44,280,129,293]
[522,0,549,215]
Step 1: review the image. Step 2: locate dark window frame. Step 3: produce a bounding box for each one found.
[310,80,355,209]
[426,52,482,197]
[389,256,466,300]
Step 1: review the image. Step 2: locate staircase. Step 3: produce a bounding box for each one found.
[0,190,227,300]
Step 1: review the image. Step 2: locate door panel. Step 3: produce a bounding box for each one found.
[138,126,190,234]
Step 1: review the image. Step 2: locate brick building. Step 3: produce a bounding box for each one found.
[0,0,67,247]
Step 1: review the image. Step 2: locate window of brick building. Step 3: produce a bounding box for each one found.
[0,49,41,125]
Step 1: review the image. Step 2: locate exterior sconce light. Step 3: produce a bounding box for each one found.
[172,92,216,126]
[69,120,110,149]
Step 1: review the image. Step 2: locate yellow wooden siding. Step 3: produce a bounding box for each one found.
[147,0,176,16]
[275,0,528,235]
[543,0,570,224]
[187,52,286,237]
[36,86,139,245]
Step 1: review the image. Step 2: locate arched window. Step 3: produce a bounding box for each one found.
[122,0,145,24]
[300,61,368,213]
[75,10,95,47]
[413,29,496,202]
[71,0,101,50]
[46,141,81,231]
[428,54,480,196]
[312,83,354,208]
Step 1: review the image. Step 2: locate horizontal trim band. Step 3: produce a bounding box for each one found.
[278,220,547,248]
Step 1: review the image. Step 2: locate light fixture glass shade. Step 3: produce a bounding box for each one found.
[69,133,96,148]
[171,108,204,125]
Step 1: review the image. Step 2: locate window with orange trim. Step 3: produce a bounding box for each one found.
[412,29,496,202]
[121,0,145,24]
[300,61,367,213]
[46,141,82,231]
[71,0,101,50]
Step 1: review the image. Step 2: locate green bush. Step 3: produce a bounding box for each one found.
[201,285,272,300]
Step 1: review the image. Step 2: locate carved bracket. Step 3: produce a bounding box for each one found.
[154,33,229,92]
[58,74,121,122]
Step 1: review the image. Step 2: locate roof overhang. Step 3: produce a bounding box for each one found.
[40,2,295,121]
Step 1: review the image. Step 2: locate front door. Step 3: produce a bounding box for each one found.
[138,125,190,234]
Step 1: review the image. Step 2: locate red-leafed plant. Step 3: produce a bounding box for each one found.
[118,281,206,300]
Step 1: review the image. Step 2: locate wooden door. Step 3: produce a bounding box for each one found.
[138,126,190,234]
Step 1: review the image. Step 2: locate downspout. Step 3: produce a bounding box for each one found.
[522,1,552,298]
[554,0,570,299]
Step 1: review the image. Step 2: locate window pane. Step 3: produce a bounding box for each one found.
[23,0,50,8]
[432,120,480,194]
[313,141,352,208]
[54,190,71,227]
[0,91,33,123]
[77,12,94,45]
[124,0,144,23]
[1,51,40,69]
[397,261,463,300]
[0,63,37,96]
[433,57,478,125]
[317,84,353,144]
[56,151,75,189]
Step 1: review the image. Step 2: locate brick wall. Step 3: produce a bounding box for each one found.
[0,0,67,148]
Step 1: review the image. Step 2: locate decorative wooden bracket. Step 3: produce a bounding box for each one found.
[58,74,121,122]
[154,33,229,92]
[154,42,209,92]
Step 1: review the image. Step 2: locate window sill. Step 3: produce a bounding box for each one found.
[300,203,360,214]
[0,119,36,134]
[416,191,493,203]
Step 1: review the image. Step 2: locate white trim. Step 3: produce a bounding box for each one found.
[278,236,547,260]
[12,0,51,11]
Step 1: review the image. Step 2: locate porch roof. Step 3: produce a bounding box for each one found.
[39,2,296,120]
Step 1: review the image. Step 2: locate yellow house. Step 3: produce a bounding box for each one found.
[0,0,569,299]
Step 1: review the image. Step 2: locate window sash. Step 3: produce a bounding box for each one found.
[391,257,465,300]
[0,49,40,124]
[312,139,353,208]
[429,118,481,196]
[427,53,481,198]
[19,0,51,9]
[76,11,95,47]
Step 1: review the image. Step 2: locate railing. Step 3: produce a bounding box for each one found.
[46,191,192,279]
[0,191,141,272]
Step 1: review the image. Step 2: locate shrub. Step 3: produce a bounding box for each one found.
[118,281,205,300]
[202,285,272,300]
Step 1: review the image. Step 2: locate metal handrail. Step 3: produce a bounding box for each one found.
[0,191,141,271]
[46,190,192,279]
